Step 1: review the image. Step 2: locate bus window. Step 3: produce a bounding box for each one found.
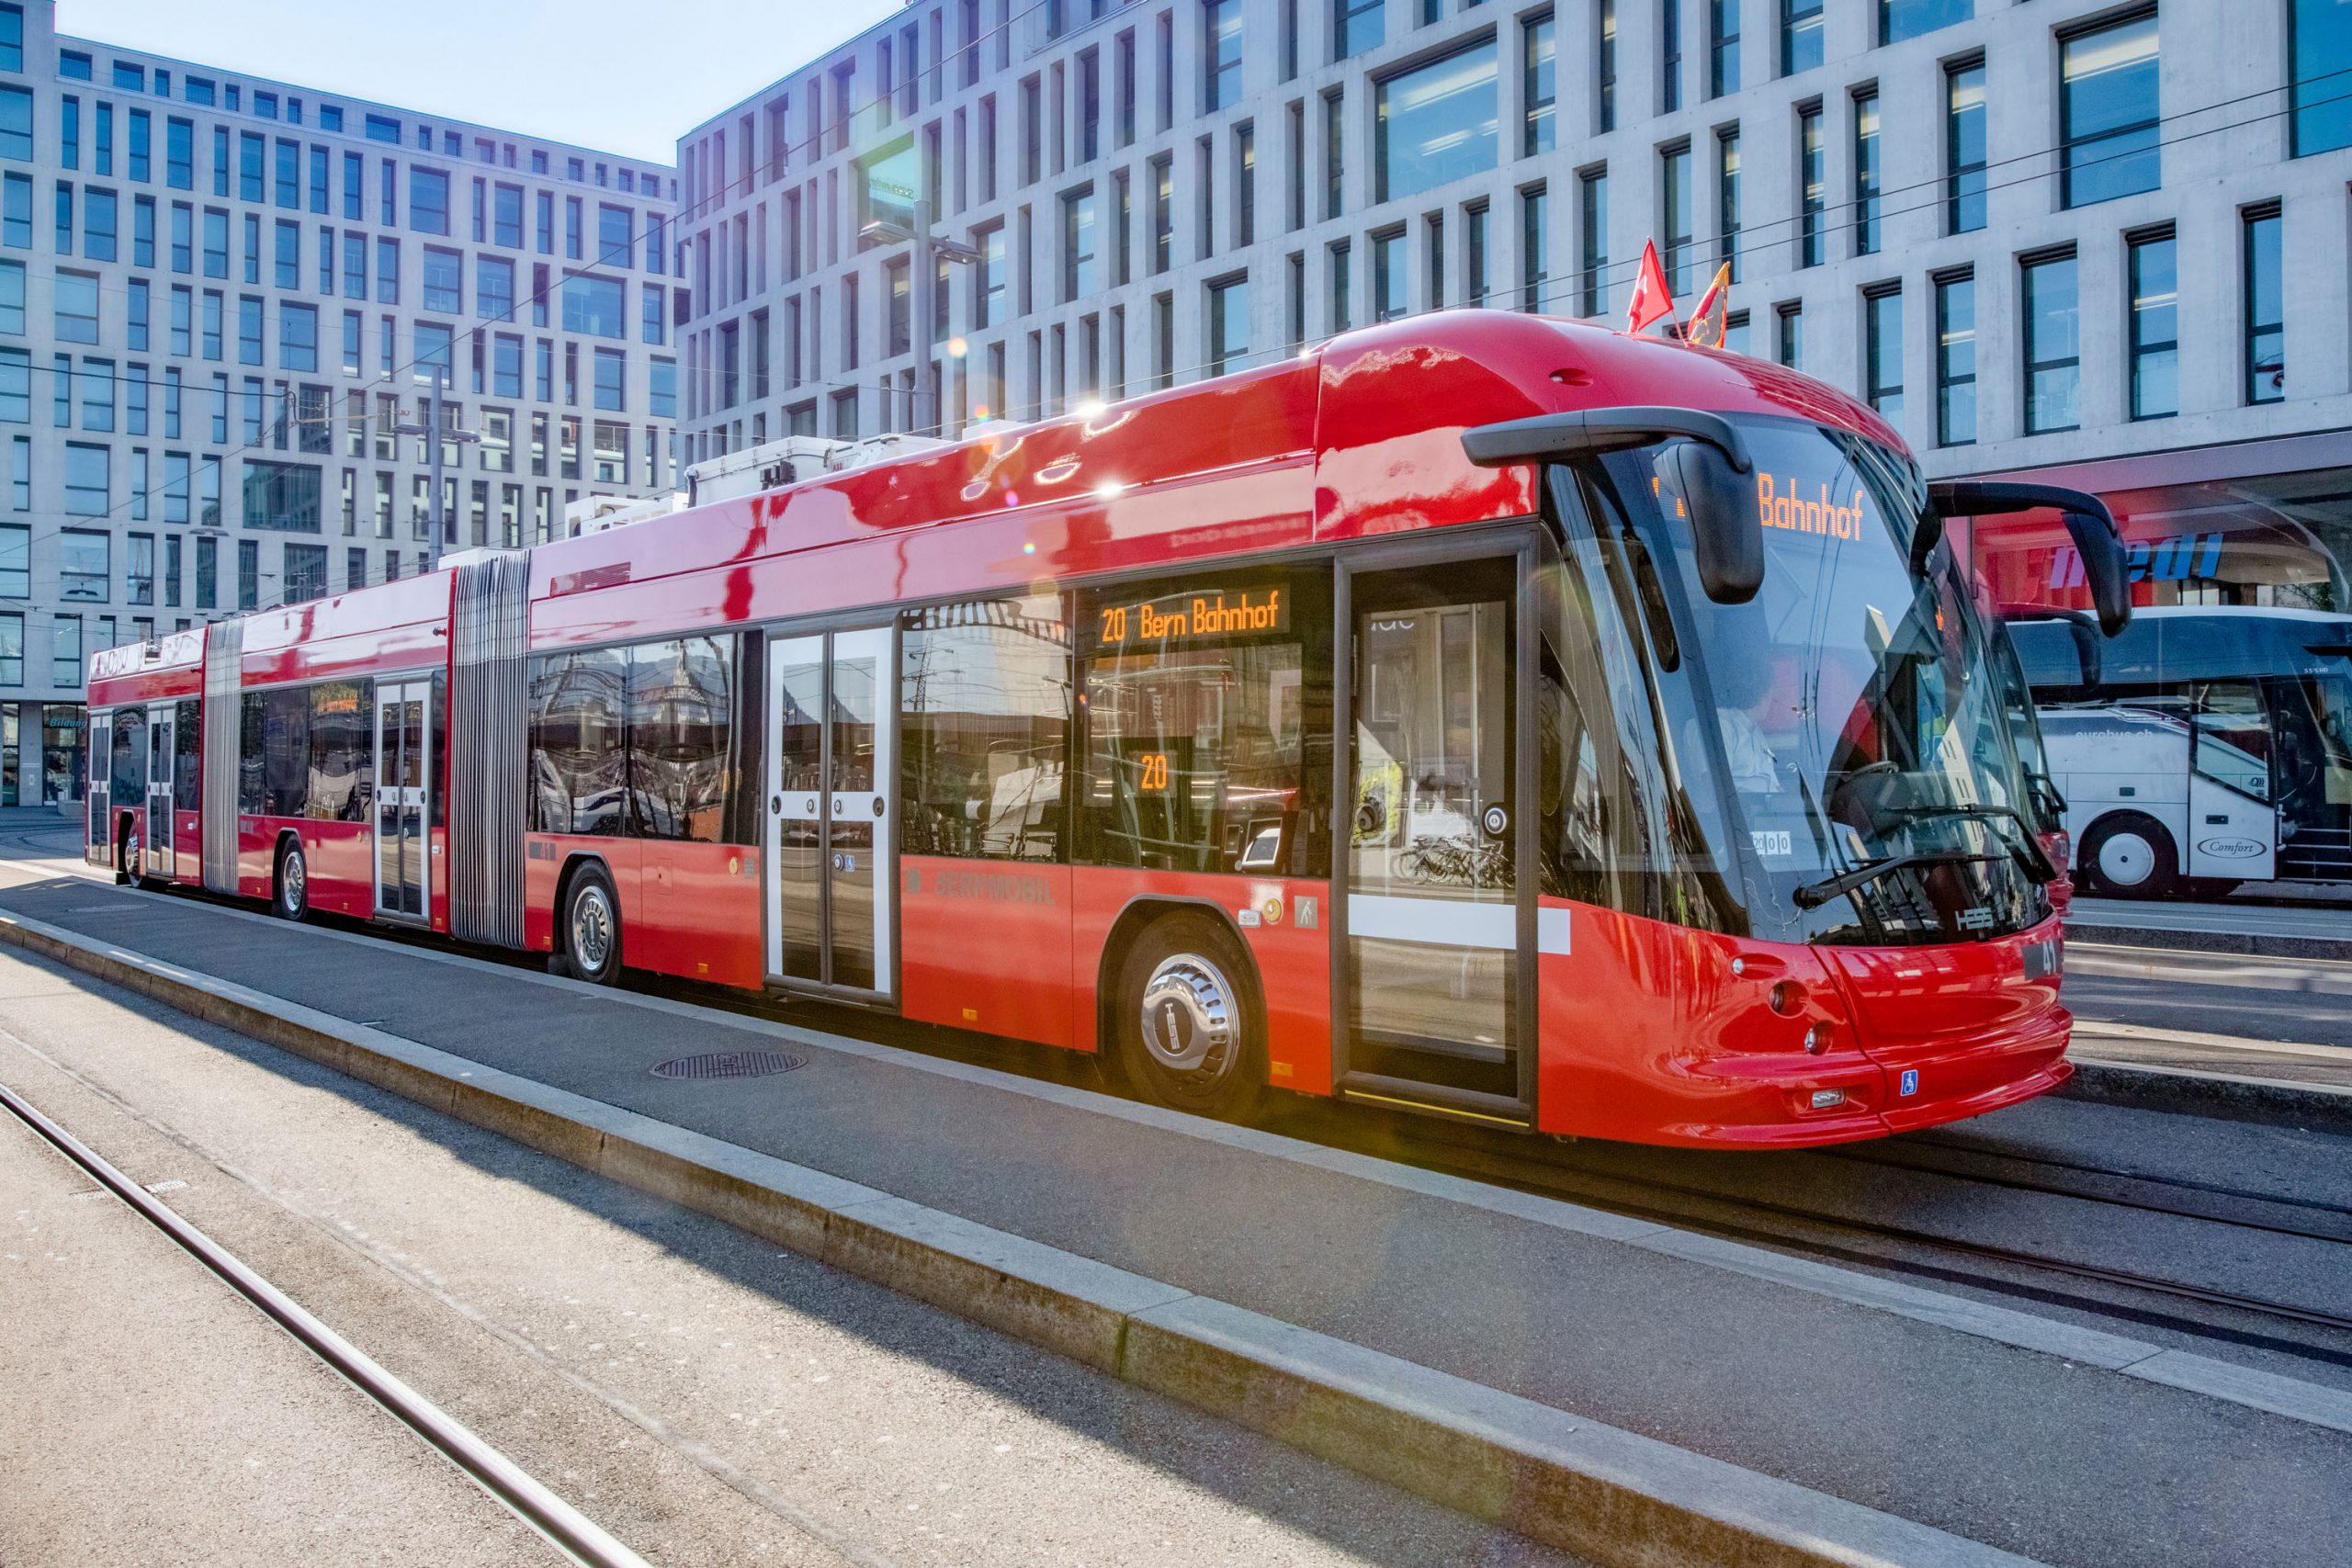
[306,679,374,822]
[529,647,629,836]
[108,707,145,815]
[901,594,1071,863]
[1077,570,1329,877]
[628,637,735,844]
[2190,681,2272,802]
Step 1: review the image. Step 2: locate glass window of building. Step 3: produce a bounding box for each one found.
[2293,0,2352,154]
[1864,287,1902,421]
[1204,0,1244,112]
[479,255,514,320]
[2128,229,2177,421]
[596,203,631,267]
[2244,204,2283,405]
[1934,272,1974,447]
[1781,0,1823,75]
[280,302,317,372]
[1524,15,1555,156]
[1578,168,1607,317]
[1776,301,1802,368]
[1660,0,1680,112]
[1374,39,1498,203]
[2061,12,2159,209]
[55,269,97,342]
[422,245,461,313]
[1947,61,1985,233]
[1329,239,1352,331]
[409,166,450,235]
[1060,186,1096,302]
[1372,227,1406,321]
[1882,0,1970,45]
[2022,252,2079,434]
[1660,141,1690,294]
[1717,129,1740,283]
[1335,0,1383,62]
[61,524,108,594]
[1206,273,1248,375]
[594,347,625,412]
[1798,103,1824,266]
[1519,186,1546,313]
[560,274,626,338]
[1852,89,1881,255]
[1598,0,1616,130]
[1710,0,1739,98]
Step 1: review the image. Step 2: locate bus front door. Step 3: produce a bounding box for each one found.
[372,679,431,920]
[143,701,175,877]
[1335,539,1538,1128]
[763,625,897,1001]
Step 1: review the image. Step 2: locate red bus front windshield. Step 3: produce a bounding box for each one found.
[1553,414,2052,948]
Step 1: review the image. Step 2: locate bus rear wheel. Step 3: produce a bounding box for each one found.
[561,865,623,987]
[273,840,310,920]
[1113,912,1265,1121]
[2081,814,2178,900]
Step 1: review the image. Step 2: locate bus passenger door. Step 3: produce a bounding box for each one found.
[143,702,175,877]
[173,698,200,881]
[1335,540,1539,1128]
[373,680,431,919]
[2187,681,2277,881]
[763,626,897,1000]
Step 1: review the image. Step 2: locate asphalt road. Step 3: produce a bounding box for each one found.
[0,933,1587,1568]
[2060,971,2352,1050]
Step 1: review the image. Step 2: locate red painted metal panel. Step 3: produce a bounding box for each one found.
[289,820,375,918]
[239,573,454,687]
[1067,866,1333,1095]
[635,840,763,988]
[900,857,1078,1049]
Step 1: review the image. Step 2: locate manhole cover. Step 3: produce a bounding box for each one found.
[650,1049,807,1080]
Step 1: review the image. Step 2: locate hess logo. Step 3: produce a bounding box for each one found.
[2196,837,2264,859]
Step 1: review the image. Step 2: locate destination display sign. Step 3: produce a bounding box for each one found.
[1089,585,1291,649]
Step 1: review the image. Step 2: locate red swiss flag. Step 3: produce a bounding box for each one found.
[1623,240,1676,335]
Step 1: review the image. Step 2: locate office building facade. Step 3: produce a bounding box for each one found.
[3,1,678,803]
[678,0,2352,623]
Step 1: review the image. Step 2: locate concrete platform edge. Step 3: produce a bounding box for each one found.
[2064,1055,2352,1134]
[2064,921,2352,964]
[0,907,2042,1568]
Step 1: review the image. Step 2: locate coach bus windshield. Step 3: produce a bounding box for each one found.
[1589,415,2051,946]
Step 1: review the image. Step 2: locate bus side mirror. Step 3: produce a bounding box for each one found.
[1926,481,2132,637]
[1654,441,1763,604]
[1462,406,1762,604]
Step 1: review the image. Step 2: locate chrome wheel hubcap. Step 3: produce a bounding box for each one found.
[1138,953,1235,1078]
[571,886,614,971]
[282,852,305,908]
[2098,832,2154,887]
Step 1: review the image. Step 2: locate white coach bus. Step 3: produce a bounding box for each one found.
[2008,607,2352,900]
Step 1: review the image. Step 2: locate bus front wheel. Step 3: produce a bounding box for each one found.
[1113,912,1265,1122]
[561,865,623,987]
[2081,815,2178,900]
[273,840,310,920]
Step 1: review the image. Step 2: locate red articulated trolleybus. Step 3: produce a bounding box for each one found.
[85,311,2139,1148]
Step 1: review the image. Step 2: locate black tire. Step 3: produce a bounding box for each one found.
[273,840,310,920]
[1112,911,1265,1120]
[2079,813,2179,900]
[113,818,135,886]
[560,864,623,986]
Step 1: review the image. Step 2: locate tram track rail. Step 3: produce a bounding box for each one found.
[0,1070,653,1568]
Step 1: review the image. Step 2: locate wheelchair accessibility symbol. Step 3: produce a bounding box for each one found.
[1899,1069,1919,1098]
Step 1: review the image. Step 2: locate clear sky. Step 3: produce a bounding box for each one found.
[58,0,909,164]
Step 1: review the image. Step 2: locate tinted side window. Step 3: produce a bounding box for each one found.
[239,692,266,814]
[628,637,733,842]
[528,647,628,834]
[261,685,311,816]
[109,706,145,806]
[174,698,200,812]
[902,593,1072,862]
[306,678,372,821]
[1077,570,1331,876]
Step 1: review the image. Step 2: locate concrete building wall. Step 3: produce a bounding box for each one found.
[675,0,2352,485]
[3,1,679,804]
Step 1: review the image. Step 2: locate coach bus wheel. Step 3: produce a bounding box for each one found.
[1114,913,1265,1121]
[273,840,310,921]
[562,866,623,987]
[117,824,138,886]
[2080,814,2177,900]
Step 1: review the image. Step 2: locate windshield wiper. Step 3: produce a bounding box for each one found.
[1889,802,2060,885]
[1792,851,2004,910]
